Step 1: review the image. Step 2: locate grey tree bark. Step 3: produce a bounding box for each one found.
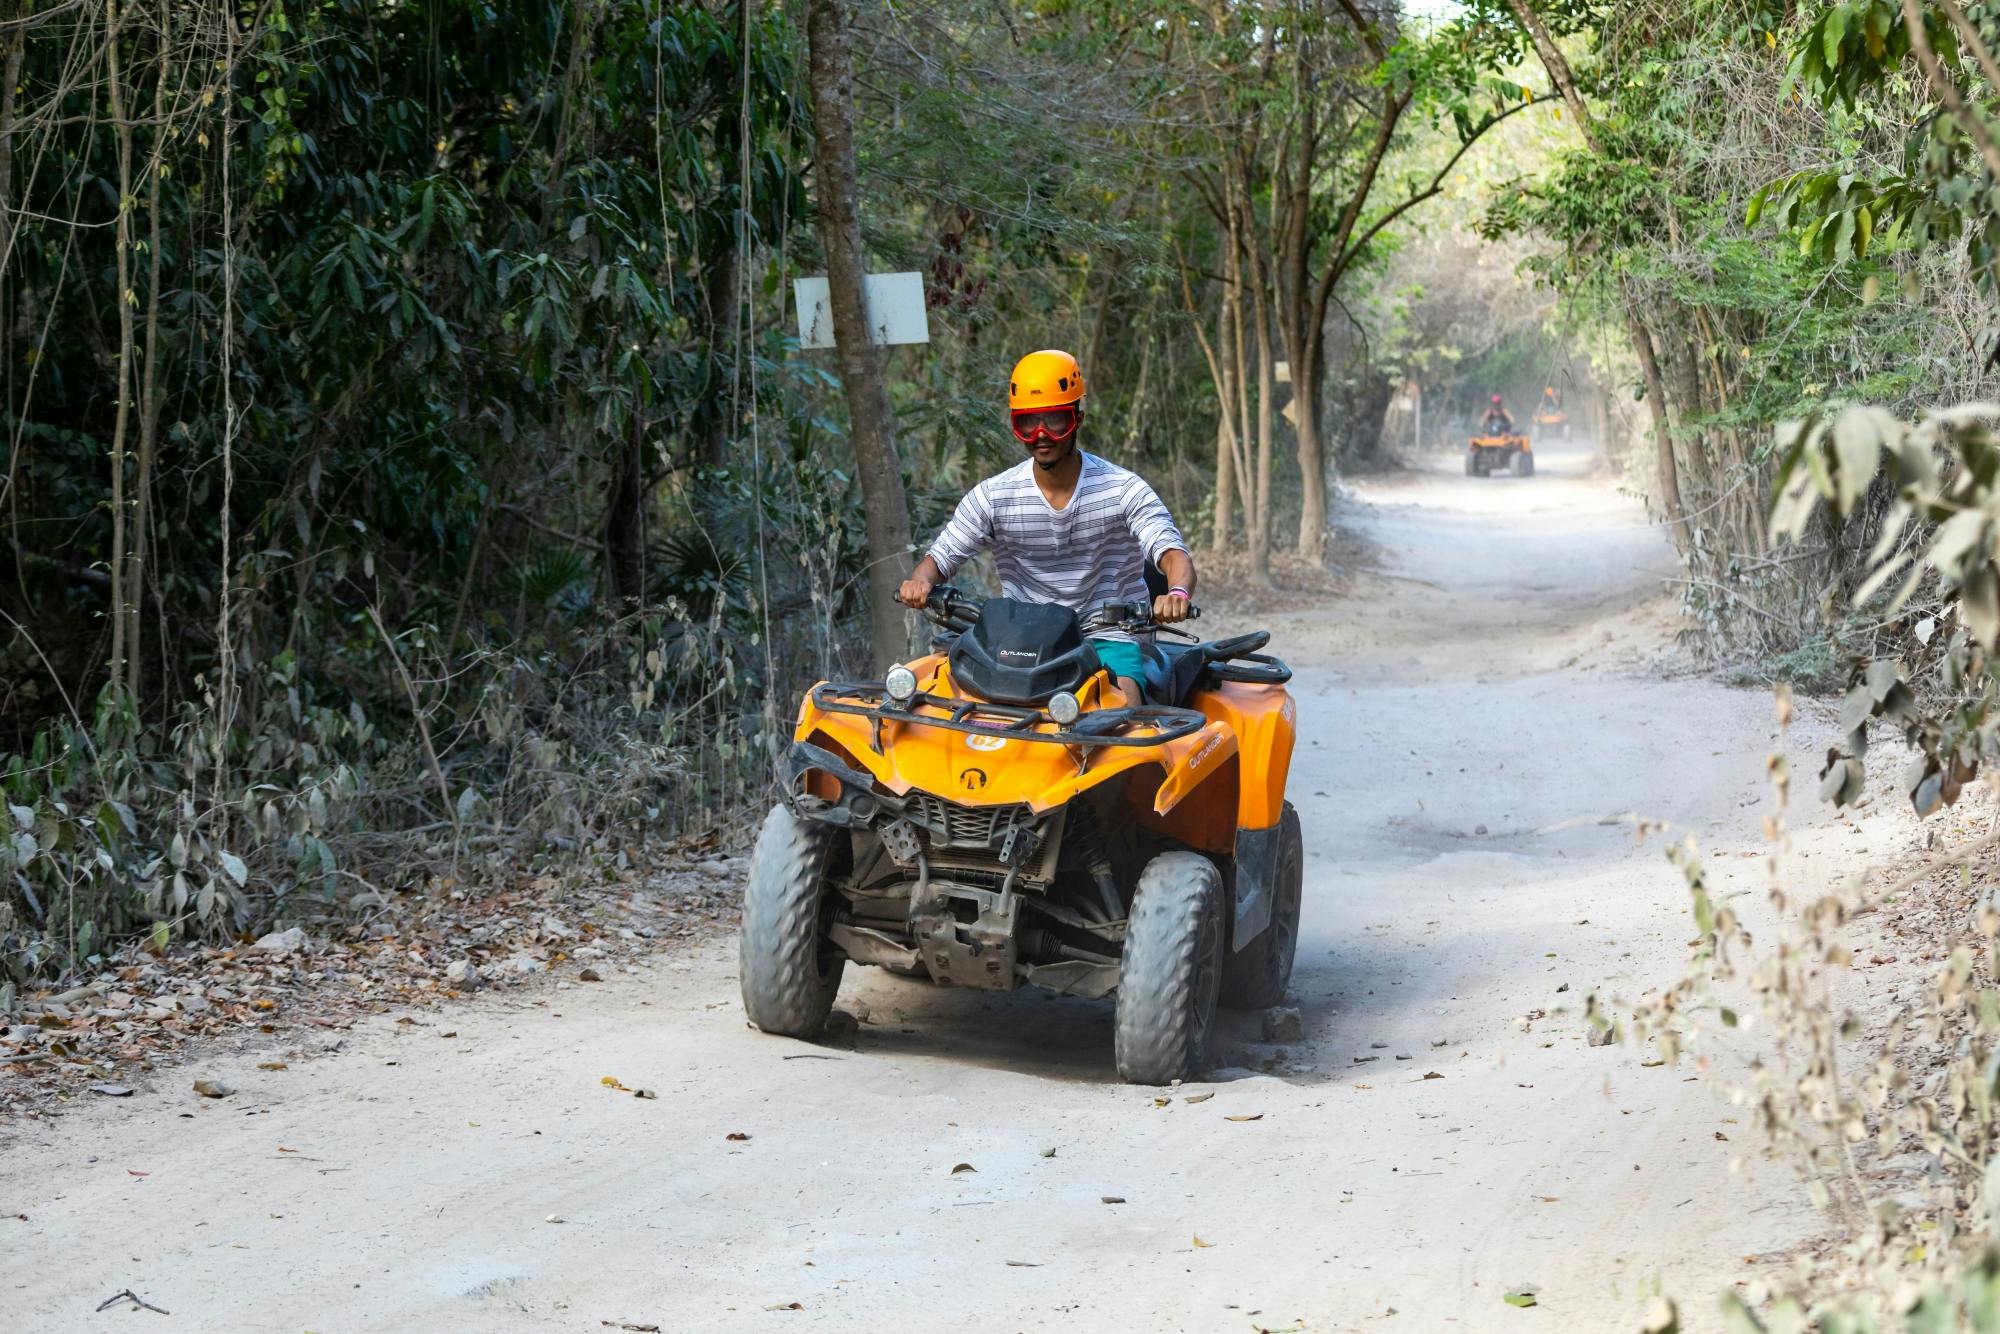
[807,0,914,668]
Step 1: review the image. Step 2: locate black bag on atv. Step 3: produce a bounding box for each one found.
[947,597,1104,705]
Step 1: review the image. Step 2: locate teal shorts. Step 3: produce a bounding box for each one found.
[1089,637,1146,684]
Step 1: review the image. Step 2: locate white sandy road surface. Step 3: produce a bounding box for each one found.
[7,444,1860,1332]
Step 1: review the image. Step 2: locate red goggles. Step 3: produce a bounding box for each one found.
[1011,406,1080,445]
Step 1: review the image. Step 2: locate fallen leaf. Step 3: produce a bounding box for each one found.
[579,968,603,982]
[601,1322,662,1333]
[1355,1083,1373,1090]
[1504,1292,1538,1308]
[1534,1195,1558,1203]
[127,1169,149,1177]
[950,1162,977,1174]
[251,998,277,1011]
[1041,1146,1057,1158]
[1193,1235,1214,1249]
[1182,1091,1214,1105]
[727,1132,751,1142]
[192,1079,232,1098]
[1421,1072,1444,1081]
[601,1075,630,1091]
[1152,1096,1170,1107]
[440,1031,458,1039]
[1224,1113,1263,1122]
[257,1062,288,1071]
[87,1083,134,1098]
[764,1302,803,1311]
[277,1147,297,1153]
[1101,1195,1126,1204]
[1714,1131,1729,1142]
[633,1088,658,1100]
[1005,1260,1042,1268]
[1640,1059,1665,1069]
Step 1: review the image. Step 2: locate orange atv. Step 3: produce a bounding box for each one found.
[740,589,1301,1084]
[1531,385,1569,443]
[1466,430,1534,477]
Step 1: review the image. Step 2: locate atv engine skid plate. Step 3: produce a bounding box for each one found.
[911,880,1019,989]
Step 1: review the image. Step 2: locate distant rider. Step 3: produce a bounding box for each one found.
[1481,394,1514,435]
[896,349,1195,705]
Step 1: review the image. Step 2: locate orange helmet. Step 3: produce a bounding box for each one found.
[1009,349,1085,410]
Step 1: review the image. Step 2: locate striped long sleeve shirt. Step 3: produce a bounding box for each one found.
[926,453,1189,636]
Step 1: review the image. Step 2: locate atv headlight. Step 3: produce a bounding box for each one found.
[884,665,918,703]
[1048,690,1082,725]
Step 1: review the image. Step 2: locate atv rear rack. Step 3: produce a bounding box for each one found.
[810,681,1208,749]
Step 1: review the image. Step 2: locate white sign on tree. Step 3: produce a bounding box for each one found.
[793,271,930,349]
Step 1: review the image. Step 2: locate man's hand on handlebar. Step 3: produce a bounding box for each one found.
[897,575,935,610]
[1151,590,1192,624]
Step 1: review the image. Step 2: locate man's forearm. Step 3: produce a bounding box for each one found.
[1160,548,1196,596]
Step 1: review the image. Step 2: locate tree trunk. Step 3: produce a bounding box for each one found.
[1247,255,1277,588]
[105,0,136,688]
[807,0,913,669]
[1293,377,1327,559]
[1224,233,1255,529]
[605,423,645,605]
[130,10,169,702]
[1177,253,1239,553]
[1624,292,1688,548]
[702,125,742,468]
[701,239,740,469]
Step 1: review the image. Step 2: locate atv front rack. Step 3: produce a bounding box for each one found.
[809,681,1208,749]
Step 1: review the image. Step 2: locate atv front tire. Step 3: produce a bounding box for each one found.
[1463,451,1477,476]
[739,805,847,1038]
[1221,802,1304,1010]
[1115,852,1225,1085]
[1514,449,1535,477]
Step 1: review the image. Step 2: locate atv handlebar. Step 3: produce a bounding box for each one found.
[925,587,1202,638]
[923,584,984,632]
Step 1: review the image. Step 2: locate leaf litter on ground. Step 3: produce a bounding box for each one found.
[1,852,740,1126]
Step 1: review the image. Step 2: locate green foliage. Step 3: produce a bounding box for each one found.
[0,0,822,978]
[1758,4,2000,311]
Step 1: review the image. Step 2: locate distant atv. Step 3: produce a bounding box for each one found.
[1465,430,1534,477]
[740,588,1302,1085]
[1532,387,1570,443]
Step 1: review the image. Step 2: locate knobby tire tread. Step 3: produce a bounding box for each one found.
[1115,851,1222,1085]
[739,805,845,1038]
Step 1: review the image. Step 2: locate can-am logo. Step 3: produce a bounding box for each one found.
[998,649,1038,662]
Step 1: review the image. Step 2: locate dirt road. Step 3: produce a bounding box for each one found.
[8,445,1830,1331]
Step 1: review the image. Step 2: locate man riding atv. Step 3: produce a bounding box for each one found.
[740,348,1303,1083]
[1480,393,1515,435]
[897,349,1196,704]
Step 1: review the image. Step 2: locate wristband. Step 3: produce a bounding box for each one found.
[1168,586,1190,599]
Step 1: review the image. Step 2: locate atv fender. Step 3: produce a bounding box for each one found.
[1149,724,1238,818]
[780,740,894,824]
[1230,821,1284,948]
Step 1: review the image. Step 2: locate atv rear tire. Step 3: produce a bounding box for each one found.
[1115,852,1225,1085]
[739,805,846,1038]
[1221,802,1304,1010]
